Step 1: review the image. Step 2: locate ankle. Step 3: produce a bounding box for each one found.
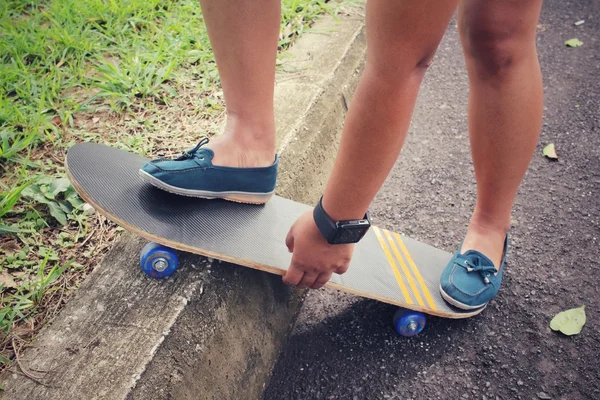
[223,113,276,148]
[469,210,510,236]
[463,217,508,270]
[214,132,275,160]
[209,129,276,168]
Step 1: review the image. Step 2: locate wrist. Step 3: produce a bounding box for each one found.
[321,195,368,222]
[313,196,371,245]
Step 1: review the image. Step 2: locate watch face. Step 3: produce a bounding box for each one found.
[332,221,370,244]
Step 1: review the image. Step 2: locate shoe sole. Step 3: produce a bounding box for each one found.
[138,170,274,205]
[439,284,489,311]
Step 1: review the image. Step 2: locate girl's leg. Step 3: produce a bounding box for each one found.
[199,0,281,168]
[321,0,460,222]
[459,0,544,267]
[285,0,461,289]
[139,1,281,203]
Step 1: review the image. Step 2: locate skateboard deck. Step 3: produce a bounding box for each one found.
[66,143,482,319]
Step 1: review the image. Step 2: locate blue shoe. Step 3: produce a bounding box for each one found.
[439,235,508,310]
[139,138,278,204]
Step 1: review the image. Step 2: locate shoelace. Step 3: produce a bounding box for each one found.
[177,137,209,160]
[455,255,497,284]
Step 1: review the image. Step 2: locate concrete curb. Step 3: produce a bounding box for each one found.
[1,9,366,400]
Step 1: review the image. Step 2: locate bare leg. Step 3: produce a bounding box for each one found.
[199,0,280,167]
[459,0,544,267]
[285,0,462,288]
[321,0,460,223]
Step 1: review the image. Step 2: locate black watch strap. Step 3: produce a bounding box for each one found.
[313,197,338,243]
[313,196,370,244]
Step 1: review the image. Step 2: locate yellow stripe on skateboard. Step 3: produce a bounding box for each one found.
[393,232,438,310]
[372,227,413,304]
[382,229,425,307]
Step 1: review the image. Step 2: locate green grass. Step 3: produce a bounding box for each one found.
[0,0,351,378]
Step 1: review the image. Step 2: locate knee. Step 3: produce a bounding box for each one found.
[461,19,534,78]
[366,46,437,88]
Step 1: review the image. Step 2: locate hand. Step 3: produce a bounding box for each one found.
[283,210,354,289]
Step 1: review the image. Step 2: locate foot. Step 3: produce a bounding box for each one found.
[139,138,278,204]
[209,133,276,169]
[439,233,508,310]
[461,220,508,269]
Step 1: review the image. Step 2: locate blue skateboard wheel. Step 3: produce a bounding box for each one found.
[139,242,178,279]
[393,309,426,337]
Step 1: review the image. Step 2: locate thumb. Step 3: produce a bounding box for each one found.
[285,226,295,253]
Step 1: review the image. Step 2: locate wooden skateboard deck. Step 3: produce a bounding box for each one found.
[66,143,482,319]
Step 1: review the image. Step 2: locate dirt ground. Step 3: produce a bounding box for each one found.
[265,1,600,399]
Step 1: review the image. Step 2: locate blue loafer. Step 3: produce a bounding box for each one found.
[139,138,278,204]
[440,235,508,310]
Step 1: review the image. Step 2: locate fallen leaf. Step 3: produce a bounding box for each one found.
[0,240,21,255]
[565,38,583,47]
[550,305,586,335]
[103,55,120,67]
[82,203,95,216]
[543,143,558,160]
[51,115,62,127]
[282,23,292,39]
[12,324,34,338]
[0,271,17,288]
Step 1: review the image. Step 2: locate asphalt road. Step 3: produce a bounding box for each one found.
[265,1,599,399]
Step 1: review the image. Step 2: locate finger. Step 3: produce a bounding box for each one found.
[298,271,319,289]
[285,228,294,253]
[335,263,350,275]
[282,263,304,286]
[310,271,333,289]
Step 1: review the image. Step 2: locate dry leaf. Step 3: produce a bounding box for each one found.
[543,143,558,160]
[0,271,17,288]
[0,240,21,255]
[12,323,35,338]
[565,38,584,47]
[51,115,62,127]
[281,23,292,39]
[12,271,29,278]
[550,305,586,335]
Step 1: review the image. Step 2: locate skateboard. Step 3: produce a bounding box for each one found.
[65,143,483,337]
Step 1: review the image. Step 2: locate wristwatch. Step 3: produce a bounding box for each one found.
[313,196,371,244]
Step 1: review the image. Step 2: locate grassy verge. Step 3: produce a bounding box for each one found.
[0,0,352,383]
